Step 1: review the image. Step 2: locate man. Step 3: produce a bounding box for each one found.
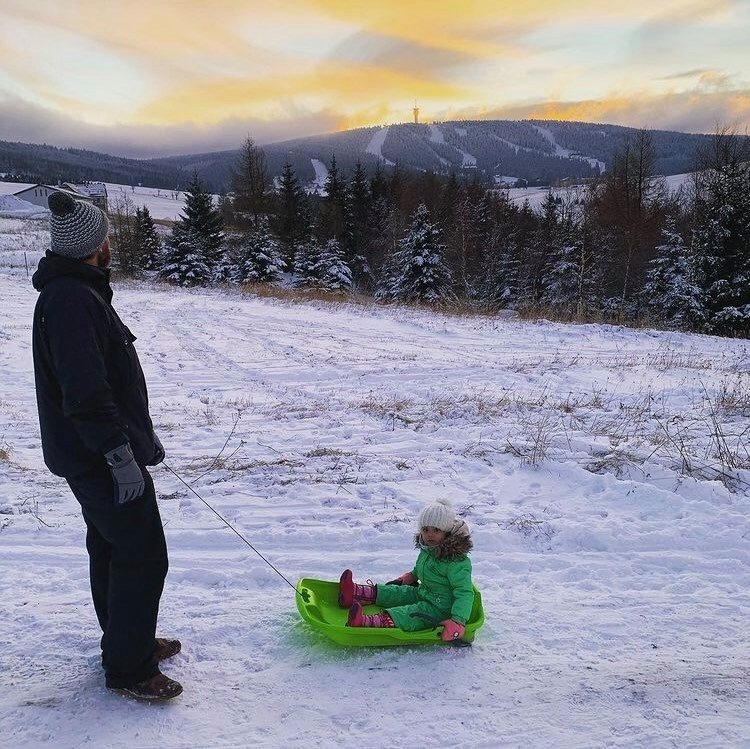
[32,191,182,701]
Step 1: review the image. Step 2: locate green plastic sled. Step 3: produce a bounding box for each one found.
[295,577,485,647]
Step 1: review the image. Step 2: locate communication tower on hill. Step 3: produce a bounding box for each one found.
[413,101,420,124]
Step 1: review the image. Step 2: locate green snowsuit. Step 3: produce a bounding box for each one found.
[376,526,474,632]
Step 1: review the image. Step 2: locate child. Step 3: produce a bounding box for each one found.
[339,499,474,642]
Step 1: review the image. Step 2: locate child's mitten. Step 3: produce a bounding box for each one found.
[440,620,465,641]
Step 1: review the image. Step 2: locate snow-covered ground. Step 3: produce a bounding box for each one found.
[0,180,187,222]
[1,217,749,747]
[104,183,187,222]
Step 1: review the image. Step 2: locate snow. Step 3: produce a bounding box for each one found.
[533,125,606,172]
[0,195,49,218]
[103,183,187,221]
[1,216,750,747]
[309,159,328,193]
[427,124,445,144]
[0,181,35,195]
[364,127,395,166]
[0,180,187,222]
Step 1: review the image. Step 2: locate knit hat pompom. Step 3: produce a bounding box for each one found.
[48,191,76,217]
[48,192,109,260]
[417,498,455,532]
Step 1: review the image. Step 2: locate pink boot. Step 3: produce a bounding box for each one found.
[347,602,395,628]
[338,569,376,608]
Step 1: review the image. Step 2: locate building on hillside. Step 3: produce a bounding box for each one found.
[61,182,108,211]
[12,184,95,210]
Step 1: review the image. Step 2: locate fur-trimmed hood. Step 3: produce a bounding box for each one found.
[414,519,472,560]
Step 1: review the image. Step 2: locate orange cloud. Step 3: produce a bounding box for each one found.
[137,63,470,126]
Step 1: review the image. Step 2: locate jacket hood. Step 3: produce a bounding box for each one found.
[32,251,112,299]
[414,518,472,560]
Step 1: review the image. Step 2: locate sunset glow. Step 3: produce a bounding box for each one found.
[1,0,748,156]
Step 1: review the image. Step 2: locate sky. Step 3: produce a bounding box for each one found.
[1,0,749,158]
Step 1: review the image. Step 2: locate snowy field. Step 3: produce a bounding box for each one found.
[1,218,749,748]
[0,181,187,221]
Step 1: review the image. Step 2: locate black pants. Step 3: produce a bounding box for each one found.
[66,464,168,688]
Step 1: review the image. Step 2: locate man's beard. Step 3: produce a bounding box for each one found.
[96,246,111,268]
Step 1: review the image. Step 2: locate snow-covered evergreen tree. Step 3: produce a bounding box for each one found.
[340,182,371,289]
[481,239,520,310]
[137,206,163,271]
[293,237,324,287]
[643,218,702,329]
[377,203,453,304]
[691,158,750,336]
[542,218,581,313]
[179,172,225,273]
[237,218,286,283]
[158,226,212,287]
[316,238,353,292]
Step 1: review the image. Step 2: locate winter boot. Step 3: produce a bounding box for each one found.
[338,569,376,608]
[110,672,183,702]
[346,602,395,628]
[153,637,181,663]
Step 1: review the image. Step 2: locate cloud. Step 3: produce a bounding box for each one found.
[0,94,340,158]
[326,30,479,76]
[135,63,469,126]
[446,88,750,135]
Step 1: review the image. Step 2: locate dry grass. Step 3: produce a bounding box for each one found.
[502,512,557,545]
[303,446,354,459]
[0,439,12,463]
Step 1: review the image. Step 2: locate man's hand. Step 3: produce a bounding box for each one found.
[440,620,465,642]
[105,443,145,504]
[147,432,165,466]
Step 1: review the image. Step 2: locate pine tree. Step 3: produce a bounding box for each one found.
[274,162,306,261]
[318,154,344,239]
[643,218,702,329]
[691,134,750,336]
[180,172,224,269]
[317,238,353,292]
[237,218,286,283]
[482,238,520,310]
[293,237,324,287]
[542,217,581,313]
[137,205,163,271]
[340,174,371,289]
[378,203,453,304]
[232,137,270,227]
[158,226,212,287]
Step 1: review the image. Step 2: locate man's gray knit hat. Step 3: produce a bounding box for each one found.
[48,191,109,259]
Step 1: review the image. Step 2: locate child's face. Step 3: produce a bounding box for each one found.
[421,525,447,545]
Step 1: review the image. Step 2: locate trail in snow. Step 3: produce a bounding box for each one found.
[532,124,606,172]
[365,127,395,166]
[309,159,328,193]
[427,124,445,144]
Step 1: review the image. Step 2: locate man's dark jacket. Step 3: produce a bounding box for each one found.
[32,253,158,478]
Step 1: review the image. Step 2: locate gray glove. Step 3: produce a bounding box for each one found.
[104,443,145,505]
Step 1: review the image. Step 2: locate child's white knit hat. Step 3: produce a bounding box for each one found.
[418,498,455,532]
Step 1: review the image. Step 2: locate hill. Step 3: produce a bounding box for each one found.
[0,120,736,193]
[149,120,723,190]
